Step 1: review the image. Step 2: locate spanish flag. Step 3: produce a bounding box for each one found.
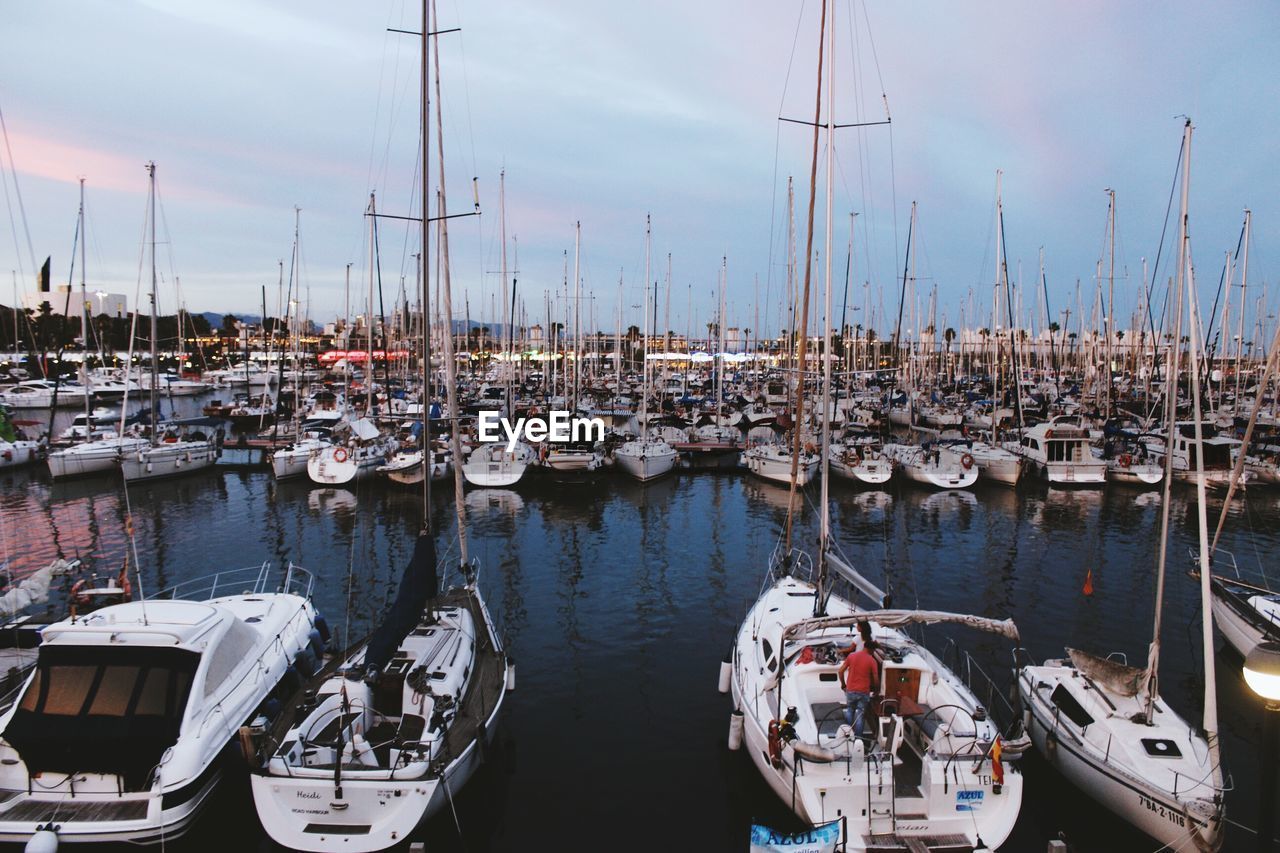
[991,736,1004,791]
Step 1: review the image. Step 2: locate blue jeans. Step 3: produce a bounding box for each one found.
[844,690,872,737]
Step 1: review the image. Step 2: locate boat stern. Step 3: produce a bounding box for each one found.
[250,772,437,853]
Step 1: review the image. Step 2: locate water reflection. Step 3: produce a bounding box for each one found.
[308,486,358,516]
[465,488,525,517]
[0,462,1275,848]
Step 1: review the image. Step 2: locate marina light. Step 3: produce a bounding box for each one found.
[1244,642,1280,707]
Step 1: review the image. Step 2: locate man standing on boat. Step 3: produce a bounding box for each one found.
[838,635,879,742]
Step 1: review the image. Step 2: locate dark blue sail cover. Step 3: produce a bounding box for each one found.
[365,533,439,673]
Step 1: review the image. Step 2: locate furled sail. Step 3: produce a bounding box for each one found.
[1066,647,1147,698]
[783,609,1020,642]
[364,534,439,674]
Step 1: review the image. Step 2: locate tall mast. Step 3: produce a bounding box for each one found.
[366,193,377,418]
[1236,210,1250,409]
[641,215,651,429]
[1144,120,1191,718]
[997,173,1025,430]
[1178,125,1220,763]
[499,170,511,415]
[78,178,90,425]
[717,257,726,418]
[573,221,581,410]
[815,0,835,611]
[1105,189,1116,417]
[783,0,826,556]
[420,0,433,517]
[147,162,158,445]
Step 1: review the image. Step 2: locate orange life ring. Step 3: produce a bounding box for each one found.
[961,453,975,470]
[1119,453,1132,467]
[333,447,349,463]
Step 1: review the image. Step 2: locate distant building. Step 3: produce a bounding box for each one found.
[528,324,544,347]
[23,286,127,318]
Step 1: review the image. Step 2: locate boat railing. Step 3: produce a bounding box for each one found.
[149,561,315,602]
[1199,547,1279,599]
[767,544,814,587]
[937,639,1027,742]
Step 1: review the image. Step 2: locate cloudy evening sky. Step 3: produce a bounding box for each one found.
[2,0,1277,342]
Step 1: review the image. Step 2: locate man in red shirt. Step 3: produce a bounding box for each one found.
[837,640,880,740]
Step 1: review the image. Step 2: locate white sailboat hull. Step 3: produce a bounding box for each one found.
[119,441,219,482]
[462,458,528,487]
[829,453,892,485]
[744,447,818,486]
[613,442,678,481]
[967,444,1022,486]
[882,446,977,489]
[1020,667,1222,850]
[250,711,497,853]
[308,448,384,485]
[47,440,145,478]
[0,441,43,470]
[1211,594,1264,658]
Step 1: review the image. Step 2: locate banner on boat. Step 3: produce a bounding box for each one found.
[749,820,841,853]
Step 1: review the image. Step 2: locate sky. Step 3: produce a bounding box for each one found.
[2,0,1277,343]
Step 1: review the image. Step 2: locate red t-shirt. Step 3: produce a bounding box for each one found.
[843,649,879,693]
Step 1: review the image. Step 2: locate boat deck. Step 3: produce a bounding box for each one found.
[429,587,506,775]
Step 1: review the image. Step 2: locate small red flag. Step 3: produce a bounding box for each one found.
[1083,569,1094,597]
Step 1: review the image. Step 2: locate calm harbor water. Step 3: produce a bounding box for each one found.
[1,410,1276,851]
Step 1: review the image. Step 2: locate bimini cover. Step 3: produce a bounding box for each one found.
[350,418,381,441]
[5,644,199,789]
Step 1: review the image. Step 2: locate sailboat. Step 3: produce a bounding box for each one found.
[118,163,221,483]
[1016,122,1225,851]
[613,215,678,482]
[727,7,1023,848]
[250,8,510,849]
[1194,251,1280,660]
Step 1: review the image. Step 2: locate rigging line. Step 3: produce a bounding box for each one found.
[764,0,810,338]
[1146,130,1185,346]
[0,103,37,280]
[1202,220,1247,360]
[845,0,877,292]
[857,0,898,306]
[445,0,480,184]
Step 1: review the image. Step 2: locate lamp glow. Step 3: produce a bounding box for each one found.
[1244,642,1280,705]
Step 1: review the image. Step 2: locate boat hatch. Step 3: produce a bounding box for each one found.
[202,618,259,698]
[1141,738,1183,758]
[1049,683,1094,728]
[6,645,198,789]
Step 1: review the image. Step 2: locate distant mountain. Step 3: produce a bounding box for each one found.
[450,319,512,335]
[198,311,261,329]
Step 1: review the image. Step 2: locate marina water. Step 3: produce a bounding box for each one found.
[0,406,1273,850]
